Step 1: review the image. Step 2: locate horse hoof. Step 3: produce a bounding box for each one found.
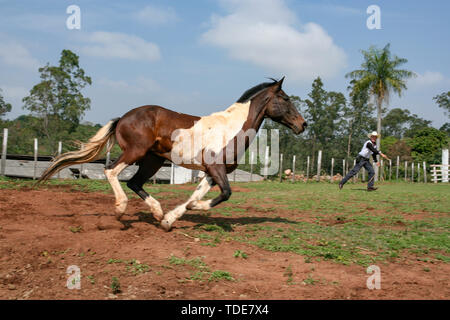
[160,220,172,232]
[186,201,195,210]
[115,212,124,221]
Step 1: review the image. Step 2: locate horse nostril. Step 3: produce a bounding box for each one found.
[303,122,308,128]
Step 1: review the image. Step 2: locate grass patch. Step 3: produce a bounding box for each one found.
[107,258,150,275]
[168,255,233,282]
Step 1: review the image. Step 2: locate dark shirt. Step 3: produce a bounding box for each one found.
[366,141,380,162]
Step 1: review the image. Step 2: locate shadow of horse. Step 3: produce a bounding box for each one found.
[119,211,298,232]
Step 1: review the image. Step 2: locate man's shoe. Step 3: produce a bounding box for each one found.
[367,187,378,191]
[339,182,344,190]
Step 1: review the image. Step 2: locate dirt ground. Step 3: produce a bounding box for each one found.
[0,187,448,300]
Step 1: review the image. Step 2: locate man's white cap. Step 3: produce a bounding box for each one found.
[368,131,380,138]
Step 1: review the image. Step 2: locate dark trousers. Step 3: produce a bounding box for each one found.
[341,156,375,188]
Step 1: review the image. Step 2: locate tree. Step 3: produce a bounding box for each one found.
[302,77,347,171]
[344,80,376,164]
[22,49,92,153]
[387,139,412,162]
[0,88,12,119]
[433,91,450,118]
[383,108,431,139]
[440,122,450,136]
[409,127,448,163]
[346,43,415,179]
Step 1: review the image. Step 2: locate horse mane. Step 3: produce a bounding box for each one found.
[236,78,278,103]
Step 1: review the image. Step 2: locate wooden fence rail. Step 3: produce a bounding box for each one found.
[430,164,450,183]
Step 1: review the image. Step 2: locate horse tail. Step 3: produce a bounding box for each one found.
[38,118,120,183]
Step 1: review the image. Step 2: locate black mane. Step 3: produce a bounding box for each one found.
[236,79,277,103]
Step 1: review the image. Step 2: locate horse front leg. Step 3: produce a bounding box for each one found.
[186,165,232,211]
[160,175,215,231]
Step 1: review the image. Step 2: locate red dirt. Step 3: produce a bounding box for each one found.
[0,188,448,300]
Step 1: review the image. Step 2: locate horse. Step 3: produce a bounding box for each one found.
[38,77,307,231]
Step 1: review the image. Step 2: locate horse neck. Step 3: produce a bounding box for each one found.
[243,96,268,133]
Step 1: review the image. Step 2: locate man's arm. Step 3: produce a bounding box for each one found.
[367,141,389,162]
[367,142,380,162]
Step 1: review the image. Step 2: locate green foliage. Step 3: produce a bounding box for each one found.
[233,250,248,259]
[110,277,121,294]
[380,136,398,154]
[409,127,449,163]
[0,88,12,119]
[302,77,347,161]
[383,108,431,139]
[208,270,234,282]
[22,49,92,153]
[433,91,450,118]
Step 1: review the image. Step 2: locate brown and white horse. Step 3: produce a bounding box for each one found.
[39,78,307,231]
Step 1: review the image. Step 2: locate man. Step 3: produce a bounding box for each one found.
[339,131,389,191]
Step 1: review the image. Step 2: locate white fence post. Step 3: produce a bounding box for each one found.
[396,156,399,180]
[404,161,408,182]
[443,149,449,183]
[250,151,254,182]
[306,156,310,181]
[352,159,356,183]
[292,155,296,183]
[417,162,420,183]
[33,138,38,180]
[411,162,414,182]
[279,153,283,183]
[423,162,427,183]
[1,128,7,176]
[342,159,346,177]
[170,163,175,184]
[389,159,392,181]
[57,141,62,179]
[316,150,322,182]
[330,158,334,183]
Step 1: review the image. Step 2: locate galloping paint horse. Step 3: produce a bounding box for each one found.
[39,78,307,231]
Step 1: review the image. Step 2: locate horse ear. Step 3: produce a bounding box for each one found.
[274,76,285,91]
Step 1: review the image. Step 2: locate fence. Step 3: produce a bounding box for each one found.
[276,151,435,183]
[0,129,263,183]
[1,128,446,184]
[430,165,449,183]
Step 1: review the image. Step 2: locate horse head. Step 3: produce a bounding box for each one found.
[263,77,307,134]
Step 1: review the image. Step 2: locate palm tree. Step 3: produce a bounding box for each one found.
[346,43,415,180]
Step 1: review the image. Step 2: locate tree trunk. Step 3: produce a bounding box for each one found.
[375,98,382,181]
[347,121,353,161]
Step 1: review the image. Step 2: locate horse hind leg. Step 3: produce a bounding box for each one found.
[127,154,165,221]
[105,157,129,220]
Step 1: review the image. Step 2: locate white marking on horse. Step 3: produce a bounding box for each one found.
[170,101,251,167]
[161,176,214,230]
[104,162,128,219]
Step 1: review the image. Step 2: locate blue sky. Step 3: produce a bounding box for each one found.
[0,0,449,128]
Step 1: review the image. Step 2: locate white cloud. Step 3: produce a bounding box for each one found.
[136,5,178,25]
[97,76,161,94]
[80,31,161,62]
[0,41,40,70]
[301,4,362,16]
[0,85,28,101]
[410,71,446,87]
[201,0,347,82]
